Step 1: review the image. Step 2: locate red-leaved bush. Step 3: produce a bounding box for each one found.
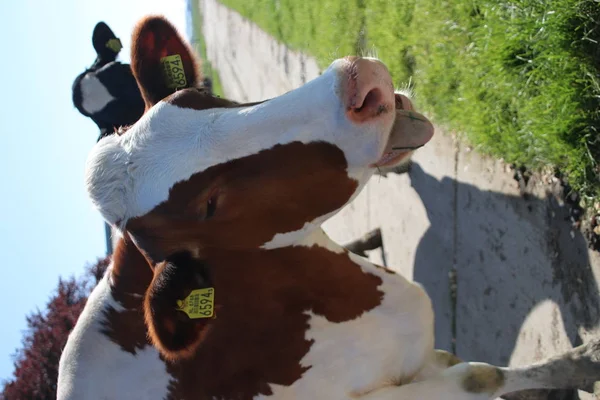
[1,257,110,400]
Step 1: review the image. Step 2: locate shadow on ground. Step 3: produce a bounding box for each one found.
[406,162,600,399]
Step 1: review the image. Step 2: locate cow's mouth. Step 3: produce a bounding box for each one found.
[371,93,434,168]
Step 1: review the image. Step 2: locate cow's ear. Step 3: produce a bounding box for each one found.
[144,252,214,360]
[130,16,200,109]
[92,22,121,57]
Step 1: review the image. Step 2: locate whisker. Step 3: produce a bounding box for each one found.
[395,77,416,100]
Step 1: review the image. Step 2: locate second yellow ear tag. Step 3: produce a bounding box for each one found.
[105,38,122,53]
[176,288,215,319]
[160,54,187,89]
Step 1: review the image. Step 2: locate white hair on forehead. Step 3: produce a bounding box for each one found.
[85,133,131,230]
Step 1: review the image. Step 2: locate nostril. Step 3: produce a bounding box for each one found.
[395,93,414,111]
[347,86,391,123]
[353,88,383,114]
[342,57,395,124]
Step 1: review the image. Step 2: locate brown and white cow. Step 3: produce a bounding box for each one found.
[57,16,600,400]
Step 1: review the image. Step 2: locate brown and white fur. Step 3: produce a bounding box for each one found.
[57,16,600,400]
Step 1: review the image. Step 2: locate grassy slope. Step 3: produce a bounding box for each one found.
[190,0,224,96]
[221,0,600,199]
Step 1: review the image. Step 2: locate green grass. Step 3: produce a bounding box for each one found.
[220,0,600,199]
[190,0,224,97]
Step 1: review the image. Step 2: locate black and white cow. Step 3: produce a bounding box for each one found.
[72,22,145,141]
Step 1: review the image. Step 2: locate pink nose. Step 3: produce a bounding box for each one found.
[341,57,395,124]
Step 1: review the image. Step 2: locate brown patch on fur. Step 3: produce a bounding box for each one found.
[100,235,153,353]
[165,88,266,111]
[165,88,238,110]
[131,16,200,109]
[109,234,154,307]
[101,308,149,354]
[162,246,383,399]
[126,141,358,261]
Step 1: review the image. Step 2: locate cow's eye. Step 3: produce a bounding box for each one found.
[206,195,217,219]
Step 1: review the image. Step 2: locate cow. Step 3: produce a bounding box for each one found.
[58,16,600,400]
[72,21,145,141]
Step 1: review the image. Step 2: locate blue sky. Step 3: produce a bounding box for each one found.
[0,0,187,382]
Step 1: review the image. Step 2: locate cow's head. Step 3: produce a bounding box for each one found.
[92,22,122,62]
[85,16,434,359]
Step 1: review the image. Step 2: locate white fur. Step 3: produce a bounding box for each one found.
[85,59,392,231]
[80,73,115,114]
[262,211,343,250]
[293,226,346,254]
[57,270,171,400]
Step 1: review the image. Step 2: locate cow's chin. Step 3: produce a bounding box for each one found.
[373,148,414,169]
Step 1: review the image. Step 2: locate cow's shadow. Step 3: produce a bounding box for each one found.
[406,162,599,399]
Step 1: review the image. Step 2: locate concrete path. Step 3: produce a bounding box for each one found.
[200,0,600,397]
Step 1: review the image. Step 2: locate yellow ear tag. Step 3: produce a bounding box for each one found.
[160,54,187,89]
[105,38,122,53]
[176,288,215,319]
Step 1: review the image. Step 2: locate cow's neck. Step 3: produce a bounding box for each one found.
[163,228,385,399]
[109,233,153,309]
[298,227,347,253]
[99,234,153,354]
[106,228,367,306]
[201,228,383,321]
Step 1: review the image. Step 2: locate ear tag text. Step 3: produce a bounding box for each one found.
[176,288,214,319]
[160,54,187,89]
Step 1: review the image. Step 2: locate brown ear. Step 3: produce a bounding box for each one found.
[144,252,214,359]
[130,16,201,108]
